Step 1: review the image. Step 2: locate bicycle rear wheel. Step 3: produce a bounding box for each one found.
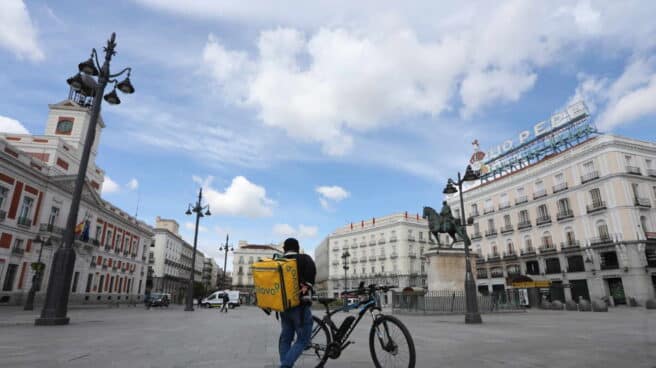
[369,315,416,368]
[295,315,330,368]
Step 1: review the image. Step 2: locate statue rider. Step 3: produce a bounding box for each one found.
[439,201,456,232]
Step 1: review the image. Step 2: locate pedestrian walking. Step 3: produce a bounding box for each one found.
[278,238,316,368]
[220,292,229,313]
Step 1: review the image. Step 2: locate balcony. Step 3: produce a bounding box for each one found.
[90,261,96,268]
[500,225,514,234]
[626,166,642,175]
[517,221,532,230]
[17,216,31,228]
[332,260,339,266]
[488,253,501,261]
[552,183,568,193]
[515,196,528,205]
[378,255,387,260]
[407,236,416,242]
[536,215,552,226]
[520,248,536,257]
[533,189,547,200]
[389,237,397,243]
[557,210,574,221]
[580,170,600,184]
[0,209,5,221]
[359,242,367,248]
[378,239,386,244]
[485,229,498,238]
[408,252,417,258]
[470,209,480,218]
[490,269,504,278]
[560,240,581,250]
[11,246,24,256]
[470,232,482,240]
[498,203,511,211]
[350,243,358,249]
[368,256,376,261]
[503,251,517,260]
[586,201,607,213]
[590,236,613,247]
[634,197,651,208]
[359,256,367,262]
[538,244,557,254]
[477,270,488,279]
[332,247,340,252]
[390,253,399,259]
[648,169,656,177]
[483,208,495,215]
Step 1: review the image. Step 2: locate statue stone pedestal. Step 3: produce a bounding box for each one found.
[424,247,477,291]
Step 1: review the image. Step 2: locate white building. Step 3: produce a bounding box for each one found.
[202,256,219,291]
[318,212,433,299]
[232,241,282,303]
[452,132,656,306]
[150,217,205,303]
[0,99,152,306]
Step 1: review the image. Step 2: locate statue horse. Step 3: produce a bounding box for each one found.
[422,206,468,248]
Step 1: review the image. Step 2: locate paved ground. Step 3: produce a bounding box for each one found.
[0,305,654,368]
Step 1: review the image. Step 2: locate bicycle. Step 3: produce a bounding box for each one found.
[296,283,416,368]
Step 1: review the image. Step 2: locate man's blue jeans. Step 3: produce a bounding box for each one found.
[279,304,313,368]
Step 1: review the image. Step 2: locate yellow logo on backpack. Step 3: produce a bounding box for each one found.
[252,258,300,312]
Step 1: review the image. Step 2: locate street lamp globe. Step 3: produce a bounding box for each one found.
[78,56,99,76]
[443,180,457,194]
[116,76,135,94]
[103,89,121,105]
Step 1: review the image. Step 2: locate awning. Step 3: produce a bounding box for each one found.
[511,280,552,288]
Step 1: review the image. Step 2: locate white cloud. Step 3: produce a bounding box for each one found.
[567,58,656,130]
[316,186,350,201]
[0,0,44,61]
[102,176,120,195]
[185,222,208,232]
[0,115,30,134]
[126,178,139,191]
[459,69,537,118]
[196,176,275,218]
[273,223,318,238]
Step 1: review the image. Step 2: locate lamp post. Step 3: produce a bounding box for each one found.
[24,235,53,310]
[218,234,234,290]
[36,33,134,326]
[341,250,350,294]
[184,188,211,311]
[443,164,482,324]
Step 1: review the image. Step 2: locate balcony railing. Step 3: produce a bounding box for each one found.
[359,256,367,262]
[488,253,501,261]
[515,196,528,205]
[539,244,557,254]
[378,239,386,244]
[378,255,387,260]
[517,221,532,230]
[477,271,488,279]
[520,248,536,256]
[11,246,25,256]
[648,169,656,177]
[533,189,547,200]
[634,197,651,208]
[470,209,480,217]
[590,236,613,247]
[368,240,376,245]
[560,240,581,250]
[407,236,416,242]
[483,208,495,215]
[485,229,498,237]
[626,166,642,175]
[470,232,482,240]
[408,252,417,258]
[498,203,511,210]
[490,270,504,278]
[332,247,340,252]
[390,253,399,259]
[581,170,600,184]
[557,210,574,221]
[389,237,397,243]
[536,215,552,226]
[350,243,358,249]
[552,183,568,193]
[586,201,606,213]
[368,256,376,261]
[503,251,517,259]
[39,223,65,234]
[500,225,514,234]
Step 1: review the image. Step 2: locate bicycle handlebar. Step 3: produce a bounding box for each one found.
[342,284,398,296]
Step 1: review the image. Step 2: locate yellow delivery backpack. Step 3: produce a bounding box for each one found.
[252,257,301,312]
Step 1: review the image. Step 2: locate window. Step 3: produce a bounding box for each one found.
[625,155,632,166]
[631,183,640,199]
[48,207,59,226]
[555,173,564,184]
[239,256,244,264]
[567,255,585,272]
[517,187,525,196]
[105,230,113,246]
[647,159,653,169]
[381,265,385,273]
[534,180,544,191]
[537,204,549,218]
[524,237,533,251]
[597,221,610,239]
[487,218,495,231]
[2,264,18,291]
[518,210,529,223]
[85,273,93,292]
[18,196,34,222]
[507,241,514,254]
[13,238,23,251]
[557,198,571,213]
[371,266,375,274]
[583,161,595,174]
[525,260,539,275]
[503,215,511,227]
[500,193,508,207]
[473,223,480,234]
[590,188,603,205]
[565,229,576,244]
[471,203,478,215]
[0,186,8,209]
[98,275,105,292]
[71,272,80,293]
[484,199,493,212]
[545,258,561,274]
[491,243,498,256]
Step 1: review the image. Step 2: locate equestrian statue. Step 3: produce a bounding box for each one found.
[422,202,468,248]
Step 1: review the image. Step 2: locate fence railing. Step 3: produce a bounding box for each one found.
[392,289,525,315]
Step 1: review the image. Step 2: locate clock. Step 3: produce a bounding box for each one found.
[56,119,74,135]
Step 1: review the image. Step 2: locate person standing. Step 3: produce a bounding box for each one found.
[278,238,316,368]
[220,292,229,313]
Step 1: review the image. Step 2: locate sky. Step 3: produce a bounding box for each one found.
[1,1,655,270]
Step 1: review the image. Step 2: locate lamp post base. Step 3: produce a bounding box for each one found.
[35,316,70,326]
[184,306,194,312]
[34,246,76,326]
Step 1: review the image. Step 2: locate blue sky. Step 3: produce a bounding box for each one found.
[1,1,655,268]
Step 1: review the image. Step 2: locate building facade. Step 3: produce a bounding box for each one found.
[0,99,152,306]
[231,241,282,304]
[202,257,219,292]
[149,217,205,304]
[453,134,656,306]
[319,213,433,299]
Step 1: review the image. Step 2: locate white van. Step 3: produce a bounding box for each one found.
[201,290,240,308]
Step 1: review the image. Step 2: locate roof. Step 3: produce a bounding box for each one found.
[240,244,280,252]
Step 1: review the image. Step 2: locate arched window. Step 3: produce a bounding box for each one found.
[541,231,553,249]
[563,226,576,247]
[490,242,498,256]
[524,235,534,252]
[506,239,514,255]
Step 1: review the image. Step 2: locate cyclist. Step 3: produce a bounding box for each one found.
[278,238,316,368]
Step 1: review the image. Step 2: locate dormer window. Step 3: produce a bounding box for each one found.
[56,118,74,135]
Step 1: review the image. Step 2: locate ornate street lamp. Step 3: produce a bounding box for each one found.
[36,33,134,326]
[444,164,482,324]
[184,188,211,311]
[218,234,234,290]
[24,235,53,310]
[341,250,350,294]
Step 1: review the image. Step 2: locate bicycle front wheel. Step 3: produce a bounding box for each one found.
[295,315,330,368]
[369,315,416,368]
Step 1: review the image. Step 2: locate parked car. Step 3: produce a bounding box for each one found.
[201,290,240,308]
[146,292,170,307]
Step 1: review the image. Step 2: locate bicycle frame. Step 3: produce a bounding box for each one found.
[320,290,384,350]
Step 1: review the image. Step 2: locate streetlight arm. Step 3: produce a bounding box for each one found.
[109,67,132,79]
[91,49,101,70]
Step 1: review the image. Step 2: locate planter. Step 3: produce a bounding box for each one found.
[592,299,608,312]
[578,299,591,311]
[551,300,564,310]
[565,300,578,311]
[646,299,656,310]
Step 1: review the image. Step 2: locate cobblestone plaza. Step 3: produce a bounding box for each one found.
[0,305,654,367]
